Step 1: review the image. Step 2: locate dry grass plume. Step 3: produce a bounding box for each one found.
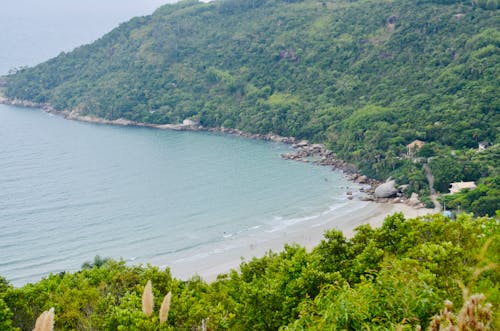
[33,307,54,331]
[142,280,154,317]
[428,292,493,330]
[159,291,172,324]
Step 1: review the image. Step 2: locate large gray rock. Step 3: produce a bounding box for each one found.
[374,180,398,198]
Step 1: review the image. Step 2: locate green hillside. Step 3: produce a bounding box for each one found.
[1,213,499,330]
[2,0,499,210]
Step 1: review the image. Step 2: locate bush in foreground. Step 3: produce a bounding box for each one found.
[0,213,498,330]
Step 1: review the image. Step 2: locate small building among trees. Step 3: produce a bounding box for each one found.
[449,181,477,194]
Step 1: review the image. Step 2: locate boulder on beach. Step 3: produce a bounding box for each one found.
[408,192,421,207]
[374,180,398,198]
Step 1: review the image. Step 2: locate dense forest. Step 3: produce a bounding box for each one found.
[0,2,498,329]
[1,0,499,212]
[0,213,498,330]
[1,1,499,329]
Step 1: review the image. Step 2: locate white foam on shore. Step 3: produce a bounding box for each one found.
[150,199,435,282]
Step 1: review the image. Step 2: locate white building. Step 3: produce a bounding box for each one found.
[449,181,477,194]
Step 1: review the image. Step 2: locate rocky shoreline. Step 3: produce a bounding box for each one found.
[0,96,423,207]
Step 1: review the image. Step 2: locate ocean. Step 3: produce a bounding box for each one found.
[0,0,360,286]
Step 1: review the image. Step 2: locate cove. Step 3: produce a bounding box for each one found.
[0,104,359,285]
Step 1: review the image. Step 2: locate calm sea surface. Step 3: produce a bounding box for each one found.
[0,0,353,286]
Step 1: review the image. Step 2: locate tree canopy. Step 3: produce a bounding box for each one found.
[0,213,499,330]
[2,0,498,208]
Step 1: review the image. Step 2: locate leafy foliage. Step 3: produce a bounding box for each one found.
[3,0,499,189]
[1,2,498,329]
[1,213,499,330]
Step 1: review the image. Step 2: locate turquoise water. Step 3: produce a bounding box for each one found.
[0,105,353,285]
[0,0,355,286]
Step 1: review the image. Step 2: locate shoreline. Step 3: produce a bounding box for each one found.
[1,96,435,284]
[0,96,371,181]
[160,200,434,282]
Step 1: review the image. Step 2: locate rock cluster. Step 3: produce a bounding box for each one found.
[278,140,406,204]
[207,127,296,144]
[0,96,425,208]
[348,173,375,185]
[0,97,43,108]
[280,140,356,173]
[359,180,422,207]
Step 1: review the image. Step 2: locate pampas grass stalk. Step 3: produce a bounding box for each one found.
[457,294,492,330]
[428,293,493,331]
[142,280,154,317]
[159,291,172,324]
[33,307,54,331]
[42,308,55,331]
[33,311,47,331]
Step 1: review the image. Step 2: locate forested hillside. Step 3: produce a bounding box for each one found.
[2,0,499,210]
[1,213,499,330]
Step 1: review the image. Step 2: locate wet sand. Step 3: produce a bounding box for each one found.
[158,200,434,282]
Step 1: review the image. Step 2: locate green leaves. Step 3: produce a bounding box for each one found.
[1,213,499,330]
[1,0,499,327]
[3,0,498,193]
[0,298,17,331]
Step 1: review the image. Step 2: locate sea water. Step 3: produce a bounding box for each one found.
[0,0,357,286]
[0,105,357,285]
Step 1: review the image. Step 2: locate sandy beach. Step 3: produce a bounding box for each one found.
[160,200,434,282]
[1,99,435,285]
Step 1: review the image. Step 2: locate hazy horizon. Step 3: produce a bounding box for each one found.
[0,0,176,74]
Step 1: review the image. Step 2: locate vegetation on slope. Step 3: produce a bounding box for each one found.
[2,0,499,210]
[0,213,499,330]
[1,2,498,329]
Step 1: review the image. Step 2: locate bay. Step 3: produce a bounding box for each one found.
[0,0,357,286]
[0,104,356,285]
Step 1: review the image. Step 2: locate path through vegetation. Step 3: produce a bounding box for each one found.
[423,163,441,212]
